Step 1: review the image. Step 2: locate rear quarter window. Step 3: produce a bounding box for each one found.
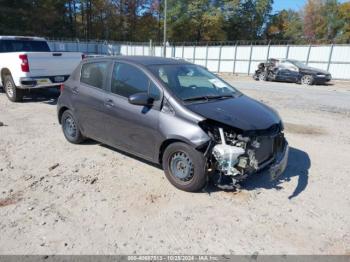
[80,62,109,89]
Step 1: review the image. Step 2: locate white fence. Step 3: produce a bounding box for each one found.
[48,41,350,80]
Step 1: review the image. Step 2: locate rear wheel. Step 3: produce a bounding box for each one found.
[162,142,207,192]
[258,72,267,81]
[301,75,314,86]
[4,75,24,102]
[61,110,85,144]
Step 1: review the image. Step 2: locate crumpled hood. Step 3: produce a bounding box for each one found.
[185,95,282,133]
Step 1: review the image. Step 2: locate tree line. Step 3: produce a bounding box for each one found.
[0,0,349,44]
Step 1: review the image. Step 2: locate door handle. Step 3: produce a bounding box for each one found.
[104,99,114,108]
[72,86,79,95]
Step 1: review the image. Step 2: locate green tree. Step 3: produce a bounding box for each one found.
[29,0,70,38]
[223,0,274,40]
[303,0,323,41]
[317,0,342,41]
[0,0,349,44]
[187,0,226,41]
[266,9,303,43]
[0,0,46,36]
[254,0,274,36]
[166,0,226,42]
[220,0,241,40]
[337,2,350,42]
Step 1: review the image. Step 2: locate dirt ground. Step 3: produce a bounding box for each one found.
[0,77,349,255]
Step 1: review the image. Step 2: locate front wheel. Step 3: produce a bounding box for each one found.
[162,142,207,192]
[301,75,314,86]
[4,75,24,102]
[258,72,267,81]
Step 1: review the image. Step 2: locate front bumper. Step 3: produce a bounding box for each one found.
[269,142,289,180]
[18,75,69,89]
[315,75,332,83]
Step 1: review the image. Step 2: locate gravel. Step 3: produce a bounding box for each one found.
[0,79,349,255]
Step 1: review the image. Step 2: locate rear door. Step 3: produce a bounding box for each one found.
[72,61,111,142]
[103,61,163,160]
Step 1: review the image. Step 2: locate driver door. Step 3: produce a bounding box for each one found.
[278,61,299,82]
[103,62,163,161]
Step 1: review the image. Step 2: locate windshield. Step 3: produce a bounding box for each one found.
[0,40,50,53]
[148,64,239,102]
[289,60,308,69]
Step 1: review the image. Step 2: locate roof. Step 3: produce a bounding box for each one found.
[0,36,46,41]
[87,55,192,66]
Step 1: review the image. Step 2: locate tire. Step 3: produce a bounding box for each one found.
[162,142,207,192]
[61,110,85,144]
[258,72,267,81]
[301,75,314,86]
[4,75,24,102]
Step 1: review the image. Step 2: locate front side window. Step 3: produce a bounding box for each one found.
[80,62,109,89]
[148,64,239,102]
[111,63,160,100]
[280,61,298,71]
[289,60,308,69]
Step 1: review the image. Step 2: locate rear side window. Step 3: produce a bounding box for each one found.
[111,63,160,99]
[0,40,50,53]
[80,62,109,89]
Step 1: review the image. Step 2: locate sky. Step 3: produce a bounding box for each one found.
[273,0,349,12]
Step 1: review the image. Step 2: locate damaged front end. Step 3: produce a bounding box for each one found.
[200,120,289,190]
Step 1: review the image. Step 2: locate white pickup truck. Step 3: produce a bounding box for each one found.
[0,36,83,102]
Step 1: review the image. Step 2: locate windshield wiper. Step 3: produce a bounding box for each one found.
[183,94,234,102]
[207,94,234,100]
[183,96,209,102]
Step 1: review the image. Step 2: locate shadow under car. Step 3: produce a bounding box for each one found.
[241,147,311,199]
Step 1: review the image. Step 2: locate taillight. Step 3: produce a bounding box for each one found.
[60,84,64,92]
[19,54,30,72]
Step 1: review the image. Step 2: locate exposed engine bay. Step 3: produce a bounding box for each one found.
[201,121,287,190]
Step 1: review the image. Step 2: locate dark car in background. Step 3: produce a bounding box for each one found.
[253,58,332,85]
[57,56,288,192]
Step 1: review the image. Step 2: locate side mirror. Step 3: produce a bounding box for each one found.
[128,92,154,106]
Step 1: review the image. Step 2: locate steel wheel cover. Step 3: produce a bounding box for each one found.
[64,116,77,138]
[169,151,194,182]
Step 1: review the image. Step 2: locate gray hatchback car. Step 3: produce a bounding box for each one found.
[57,56,289,192]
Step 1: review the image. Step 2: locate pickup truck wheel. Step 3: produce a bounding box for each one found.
[162,142,207,192]
[61,110,84,144]
[4,75,23,102]
[301,75,314,86]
